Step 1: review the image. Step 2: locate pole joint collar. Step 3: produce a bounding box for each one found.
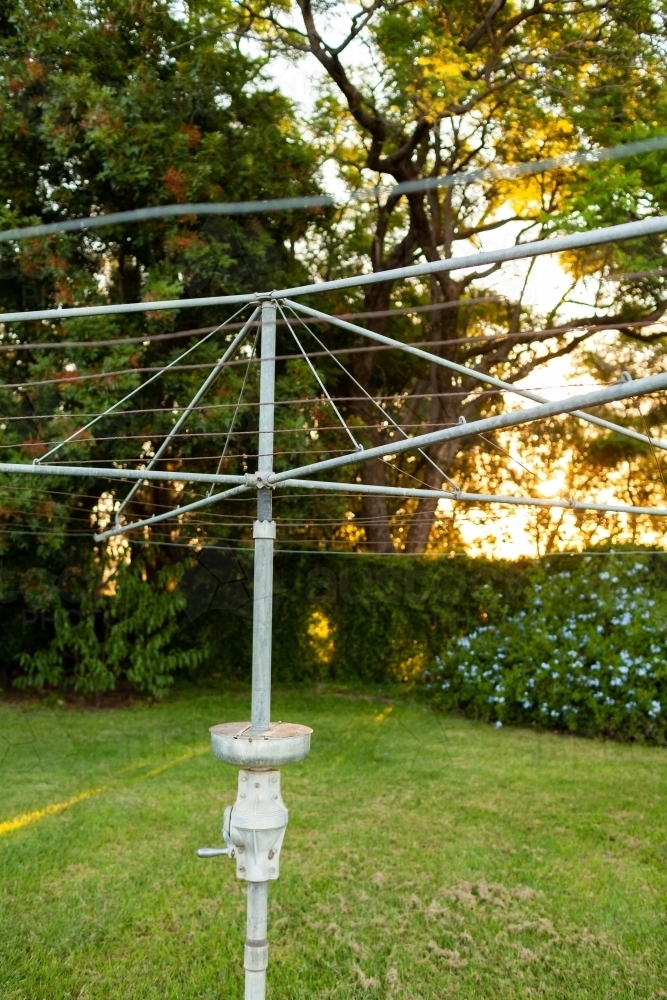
[245,940,269,971]
[245,472,275,490]
[253,520,276,539]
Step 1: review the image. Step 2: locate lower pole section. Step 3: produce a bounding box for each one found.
[245,881,269,1000]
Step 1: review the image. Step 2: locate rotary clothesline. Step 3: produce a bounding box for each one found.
[1,211,667,542]
[6,191,667,1000]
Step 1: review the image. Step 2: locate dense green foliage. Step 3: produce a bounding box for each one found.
[0,0,332,687]
[15,557,200,699]
[427,556,667,741]
[6,547,667,744]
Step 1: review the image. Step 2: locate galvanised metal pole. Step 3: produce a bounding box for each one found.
[196,306,310,1000]
[252,299,276,735]
[245,298,277,1000]
[276,478,667,517]
[0,463,246,486]
[4,213,667,324]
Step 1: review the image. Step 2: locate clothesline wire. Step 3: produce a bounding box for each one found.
[635,395,667,501]
[477,432,551,487]
[26,449,359,464]
[279,305,362,452]
[112,312,260,523]
[0,296,504,352]
[283,302,462,493]
[0,506,651,548]
[1,313,662,358]
[208,327,259,495]
[0,419,464,451]
[2,318,663,391]
[0,382,612,422]
[2,527,663,554]
[3,513,444,534]
[31,304,254,464]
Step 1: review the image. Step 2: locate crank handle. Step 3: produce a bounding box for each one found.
[197,846,234,858]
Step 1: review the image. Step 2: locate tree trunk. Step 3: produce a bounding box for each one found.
[404,279,463,551]
[359,459,394,552]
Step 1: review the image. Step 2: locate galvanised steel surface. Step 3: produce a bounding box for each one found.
[266,369,667,486]
[285,300,667,454]
[201,299,313,1000]
[209,722,313,768]
[1,213,667,323]
[3,135,667,241]
[0,463,247,485]
[93,482,251,542]
[252,300,277,736]
[276,479,667,517]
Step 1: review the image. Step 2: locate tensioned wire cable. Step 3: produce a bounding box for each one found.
[18,462,638,530]
[1,509,656,545]
[4,311,665,359]
[0,421,465,450]
[32,304,256,465]
[207,327,259,495]
[3,530,662,557]
[0,382,608,432]
[281,302,462,493]
[477,432,553,489]
[2,317,665,374]
[0,296,504,352]
[35,449,362,463]
[113,310,261,524]
[0,383,617,418]
[3,387,631,458]
[14,512,427,530]
[2,135,666,243]
[281,310,362,453]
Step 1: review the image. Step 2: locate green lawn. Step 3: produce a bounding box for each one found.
[1,685,666,999]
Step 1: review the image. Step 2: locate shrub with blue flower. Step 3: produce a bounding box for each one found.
[425,558,667,741]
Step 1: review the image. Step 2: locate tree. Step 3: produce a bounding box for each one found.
[0,0,327,693]
[244,0,667,551]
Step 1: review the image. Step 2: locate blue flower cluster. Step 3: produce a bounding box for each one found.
[424,558,667,741]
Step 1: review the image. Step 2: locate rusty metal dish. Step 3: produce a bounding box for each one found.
[209,721,313,767]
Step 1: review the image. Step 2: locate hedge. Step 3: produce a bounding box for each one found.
[4,545,667,741]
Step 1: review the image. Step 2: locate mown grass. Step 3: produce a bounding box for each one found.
[1,684,666,999]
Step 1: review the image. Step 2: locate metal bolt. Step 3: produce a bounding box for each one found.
[241,775,247,782]
[271,793,277,800]
[240,792,246,798]
[255,782,260,788]
[270,867,276,874]
[268,850,274,859]
[271,775,278,783]
[239,866,245,873]
[238,847,244,853]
